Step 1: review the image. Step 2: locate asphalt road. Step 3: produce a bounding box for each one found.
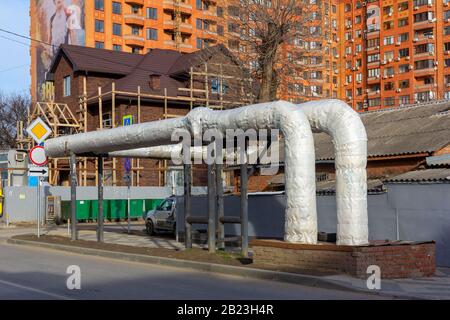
[0,243,389,300]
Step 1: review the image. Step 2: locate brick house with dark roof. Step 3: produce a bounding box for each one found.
[47,44,251,186]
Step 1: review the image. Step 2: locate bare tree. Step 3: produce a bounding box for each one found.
[0,92,30,149]
[226,0,317,102]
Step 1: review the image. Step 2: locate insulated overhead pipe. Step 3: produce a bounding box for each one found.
[297,99,369,246]
[45,101,318,244]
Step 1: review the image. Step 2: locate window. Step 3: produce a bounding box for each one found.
[217,7,224,17]
[400,95,410,105]
[368,98,381,107]
[131,5,139,14]
[112,2,121,15]
[95,41,104,49]
[398,64,410,73]
[113,44,122,51]
[146,28,157,40]
[399,48,410,57]
[131,26,140,36]
[95,20,104,33]
[63,76,71,97]
[384,82,394,91]
[384,97,395,107]
[146,7,157,20]
[95,0,104,11]
[113,23,122,36]
[398,18,408,27]
[398,33,409,42]
[367,38,380,48]
[368,68,380,78]
[414,11,434,23]
[217,25,224,36]
[211,78,228,94]
[197,38,204,49]
[384,51,394,61]
[398,2,408,11]
[399,79,410,89]
[196,18,203,29]
[414,59,434,70]
[383,36,394,45]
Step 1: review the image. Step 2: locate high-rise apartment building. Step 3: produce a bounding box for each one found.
[279,0,341,103]
[339,0,450,111]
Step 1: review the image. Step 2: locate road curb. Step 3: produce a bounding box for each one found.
[7,237,418,299]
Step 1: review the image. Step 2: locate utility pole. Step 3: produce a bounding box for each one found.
[97,156,104,242]
[70,152,78,241]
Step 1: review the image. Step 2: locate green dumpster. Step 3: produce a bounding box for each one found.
[76,200,90,221]
[61,200,90,221]
[129,199,145,218]
[61,201,70,220]
[109,199,127,220]
[90,200,109,221]
[144,199,164,211]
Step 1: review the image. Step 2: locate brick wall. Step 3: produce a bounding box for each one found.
[251,240,436,279]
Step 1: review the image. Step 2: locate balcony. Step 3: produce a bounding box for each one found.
[415,83,436,91]
[414,51,435,59]
[414,67,436,76]
[124,34,145,47]
[413,19,435,30]
[124,14,145,26]
[412,35,435,44]
[163,20,193,34]
[200,29,218,40]
[125,0,144,6]
[367,76,381,84]
[199,9,218,19]
[162,0,193,14]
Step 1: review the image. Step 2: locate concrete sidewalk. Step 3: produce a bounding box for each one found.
[319,268,450,300]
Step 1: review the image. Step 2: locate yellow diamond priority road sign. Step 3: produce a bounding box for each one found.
[26,117,52,144]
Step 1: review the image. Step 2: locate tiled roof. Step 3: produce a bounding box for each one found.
[50,44,240,101]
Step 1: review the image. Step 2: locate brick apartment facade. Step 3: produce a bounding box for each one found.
[339,0,450,111]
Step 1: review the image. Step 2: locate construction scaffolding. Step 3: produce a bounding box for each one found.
[18,62,254,187]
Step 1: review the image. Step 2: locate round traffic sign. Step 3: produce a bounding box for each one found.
[29,146,48,166]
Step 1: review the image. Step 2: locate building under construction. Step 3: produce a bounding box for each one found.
[18,44,253,187]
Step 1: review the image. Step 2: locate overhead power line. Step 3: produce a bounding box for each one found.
[0,63,29,74]
[0,27,53,47]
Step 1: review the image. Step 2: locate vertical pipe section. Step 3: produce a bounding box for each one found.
[216,163,224,249]
[298,99,368,245]
[207,164,216,253]
[69,152,77,241]
[240,164,249,258]
[97,157,104,242]
[184,163,192,249]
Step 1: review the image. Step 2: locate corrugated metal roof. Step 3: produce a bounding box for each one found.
[384,168,450,183]
[314,102,450,160]
[268,174,384,194]
[426,154,450,166]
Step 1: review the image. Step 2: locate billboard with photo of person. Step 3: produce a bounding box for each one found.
[33,0,85,100]
[366,4,380,33]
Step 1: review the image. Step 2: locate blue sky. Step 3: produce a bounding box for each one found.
[0,0,30,95]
